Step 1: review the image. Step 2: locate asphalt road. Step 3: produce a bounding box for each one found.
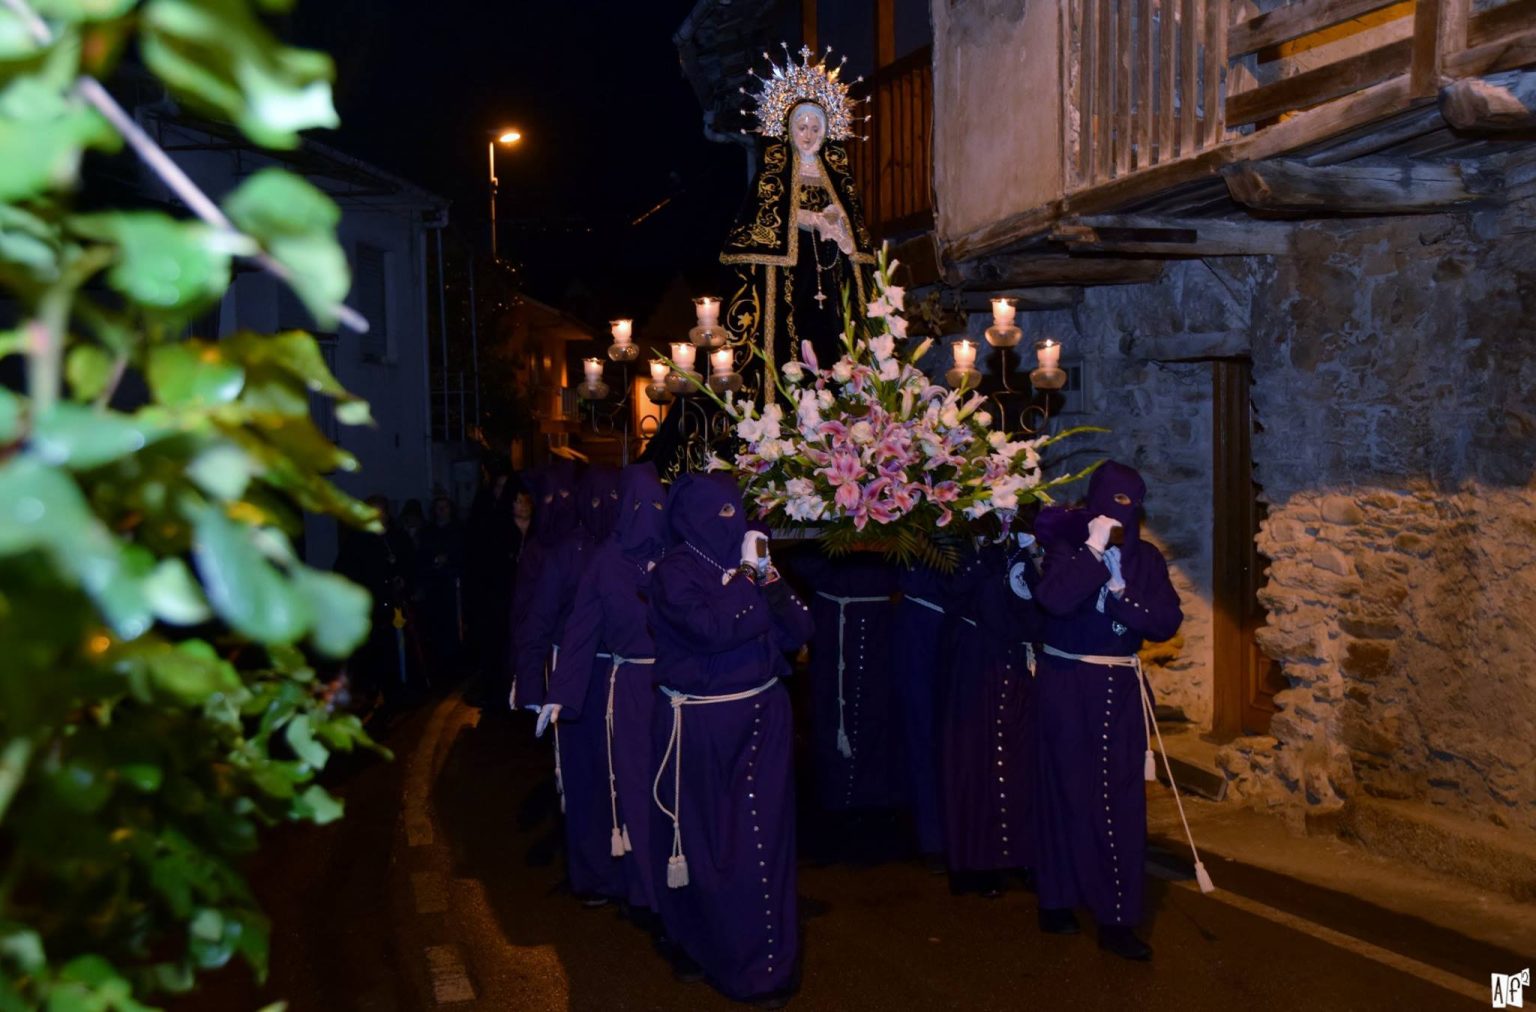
[183,692,1513,1011]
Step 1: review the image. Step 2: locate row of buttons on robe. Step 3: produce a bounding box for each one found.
[997,662,1012,861]
[749,698,776,976]
[844,613,868,806]
[1103,670,1124,920]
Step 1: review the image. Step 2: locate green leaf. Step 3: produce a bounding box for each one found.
[0,203,60,284]
[71,213,245,314]
[223,174,347,328]
[115,761,163,793]
[141,0,338,150]
[283,713,327,769]
[0,923,46,975]
[30,402,166,469]
[334,399,372,426]
[142,557,211,625]
[31,0,139,20]
[291,566,369,658]
[190,504,309,645]
[65,345,114,401]
[0,84,118,201]
[147,340,245,407]
[292,784,342,824]
[0,385,22,441]
[186,444,254,499]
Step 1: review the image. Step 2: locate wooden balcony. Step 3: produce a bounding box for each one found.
[947,0,1536,263]
[851,46,935,238]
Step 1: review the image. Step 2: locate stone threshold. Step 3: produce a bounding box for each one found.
[1147,792,1536,963]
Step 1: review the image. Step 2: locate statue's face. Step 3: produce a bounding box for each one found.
[790,103,827,158]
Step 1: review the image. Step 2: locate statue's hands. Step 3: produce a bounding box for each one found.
[819,208,855,255]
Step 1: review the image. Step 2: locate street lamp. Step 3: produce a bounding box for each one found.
[488,128,522,260]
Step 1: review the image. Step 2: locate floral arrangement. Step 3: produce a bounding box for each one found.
[685,247,1099,568]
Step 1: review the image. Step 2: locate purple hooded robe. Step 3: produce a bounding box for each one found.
[506,460,579,708]
[526,466,620,899]
[550,463,668,911]
[1031,461,1182,927]
[937,540,1043,873]
[648,473,813,1002]
[792,553,905,812]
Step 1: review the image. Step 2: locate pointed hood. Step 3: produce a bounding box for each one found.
[534,459,580,545]
[667,472,747,571]
[577,465,621,543]
[617,462,667,560]
[1085,459,1146,546]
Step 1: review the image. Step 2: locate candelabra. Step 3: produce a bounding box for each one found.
[947,298,1067,436]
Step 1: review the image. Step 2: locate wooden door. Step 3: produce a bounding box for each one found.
[1211,359,1284,737]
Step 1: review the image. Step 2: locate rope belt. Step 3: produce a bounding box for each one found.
[548,644,564,813]
[904,595,944,614]
[603,654,654,858]
[816,593,889,759]
[652,677,780,889]
[1039,644,1214,894]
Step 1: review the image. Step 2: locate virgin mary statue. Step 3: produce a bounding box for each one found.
[722,45,877,377]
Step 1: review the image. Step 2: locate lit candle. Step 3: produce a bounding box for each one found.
[694,296,720,327]
[649,360,669,384]
[610,319,633,345]
[583,357,604,384]
[991,298,1017,327]
[952,339,977,371]
[1037,339,1062,372]
[671,342,697,372]
[710,347,733,376]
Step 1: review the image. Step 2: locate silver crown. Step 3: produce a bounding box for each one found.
[739,43,864,141]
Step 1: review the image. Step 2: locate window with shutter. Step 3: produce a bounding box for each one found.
[354,243,389,362]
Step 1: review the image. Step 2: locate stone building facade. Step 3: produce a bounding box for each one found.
[991,192,1536,847]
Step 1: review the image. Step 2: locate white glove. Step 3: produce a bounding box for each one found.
[1086,514,1121,554]
[1103,545,1126,597]
[535,703,562,738]
[741,531,770,576]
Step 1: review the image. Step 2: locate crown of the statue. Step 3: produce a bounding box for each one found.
[740,43,866,142]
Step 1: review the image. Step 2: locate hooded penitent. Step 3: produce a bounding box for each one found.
[1084,460,1146,546]
[535,459,581,546]
[578,465,622,544]
[1033,505,1090,553]
[667,472,748,573]
[617,462,667,560]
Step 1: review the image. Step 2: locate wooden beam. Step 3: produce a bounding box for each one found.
[1159,0,1177,164]
[1228,0,1402,59]
[1227,37,1411,127]
[957,254,1167,288]
[1204,0,1227,148]
[1117,0,1134,177]
[1445,27,1536,81]
[944,76,1419,263]
[1181,0,1200,156]
[1441,70,1536,131]
[1468,0,1536,50]
[955,288,1085,311]
[1051,214,1294,255]
[1138,0,1155,169]
[1410,0,1445,98]
[1222,157,1495,213]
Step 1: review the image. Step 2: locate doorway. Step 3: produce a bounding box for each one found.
[1211,359,1285,737]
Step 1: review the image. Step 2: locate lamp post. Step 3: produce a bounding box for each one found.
[488,129,521,260]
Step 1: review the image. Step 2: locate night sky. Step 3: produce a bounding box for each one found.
[292,0,747,323]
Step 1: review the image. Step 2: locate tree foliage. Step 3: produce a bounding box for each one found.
[0,0,384,1005]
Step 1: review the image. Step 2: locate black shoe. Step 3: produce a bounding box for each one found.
[579,895,611,909]
[671,949,705,983]
[1037,908,1081,935]
[1098,925,1152,961]
[751,989,793,1009]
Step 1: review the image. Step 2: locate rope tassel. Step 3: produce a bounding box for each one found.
[621,824,632,853]
[1144,749,1157,782]
[667,854,690,889]
[836,726,853,759]
[610,826,626,858]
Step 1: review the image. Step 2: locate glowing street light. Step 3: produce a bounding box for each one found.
[488,127,524,260]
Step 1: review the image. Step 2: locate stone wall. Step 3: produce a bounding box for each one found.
[962,193,1536,840]
[1226,203,1536,836]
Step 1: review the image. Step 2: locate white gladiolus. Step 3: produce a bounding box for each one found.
[974,410,992,428]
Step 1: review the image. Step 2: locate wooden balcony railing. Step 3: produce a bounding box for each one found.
[850,45,934,238]
[1063,0,1536,194]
